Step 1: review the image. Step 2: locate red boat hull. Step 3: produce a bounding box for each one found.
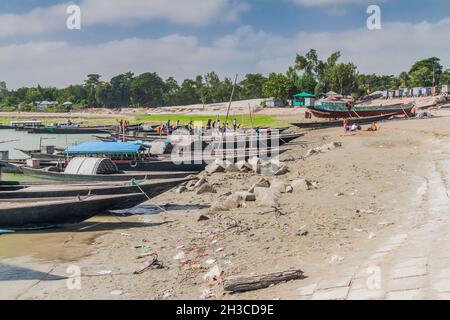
[308,107,413,119]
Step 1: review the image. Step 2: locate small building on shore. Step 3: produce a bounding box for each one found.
[293,92,315,107]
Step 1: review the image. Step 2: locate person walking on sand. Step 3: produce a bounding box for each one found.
[343,118,350,132]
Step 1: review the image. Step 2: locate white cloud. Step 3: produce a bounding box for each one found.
[291,0,377,6]
[0,0,248,38]
[81,0,248,26]
[0,4,67,37]
[1,18,450,89]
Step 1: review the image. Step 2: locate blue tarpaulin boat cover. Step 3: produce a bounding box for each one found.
[65,141,143,155]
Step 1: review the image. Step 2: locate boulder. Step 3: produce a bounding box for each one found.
[286,185,293,193]
[194,178,207,189]
[209,202,229,213]
[270,178,287,194]
[196,183,216,195]
[254,187,279,208]
[224,162,239,173]
[176,186,187,194]
[234,191,256,202]
[205,162,225,175]
[274,165,289,176]
[248,157,262,173]
[320,141,342,152]
[197,214,210,222]
[236,160,253,172]
[223,194,244,209]
[291,179,311,193]
[306,148,320,157]
[248,178,270,193]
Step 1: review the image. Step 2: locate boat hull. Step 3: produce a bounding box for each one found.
[26,127,111,134]
[21,166,196,183]
[307,104,414,119]
[0,177,190,199]
[291,113,396,130]
[0,193,146,230]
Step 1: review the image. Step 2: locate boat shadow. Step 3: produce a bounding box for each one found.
[0,263,65,282]
[13,221,172,234]
[107,203,210,216]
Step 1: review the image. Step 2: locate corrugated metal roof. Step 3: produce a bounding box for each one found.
[64,157,119,175]
[65,141,143,155]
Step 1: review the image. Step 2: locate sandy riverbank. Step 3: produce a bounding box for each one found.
[1,109,450,300]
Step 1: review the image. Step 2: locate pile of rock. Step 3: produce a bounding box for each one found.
[204,157,289,176]
[176,177,216,195]
[306,141,342,157]
[210,177,315,212]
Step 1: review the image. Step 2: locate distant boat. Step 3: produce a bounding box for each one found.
[307,100,414,119]
[26,125,112,134]
[0,193,148,230]
[291,113,396,130]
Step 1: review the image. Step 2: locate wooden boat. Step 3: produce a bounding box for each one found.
[19,166,196,183]
[26,126,112,134]
[106,127,294,143]
[0,193,148,230]
[307,101,414,119]
[0,185,28,192]
[0,177,190,199]
[114,147,290,172]
[291,113,396,130]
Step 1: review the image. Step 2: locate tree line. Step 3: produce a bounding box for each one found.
[1,50,449,111]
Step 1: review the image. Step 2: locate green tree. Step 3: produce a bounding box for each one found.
[240,73,267,99]
[110,72,134,108]
[130,72,166,107]
[409,57,442,86]
[84,74,101,107]
[163,77,180,106]
[95,82,114,107]
[399,72,411,88]
[410,67,433,87]
[327,63,358,95]
[262,73,291,100]
[441,69,450,85]
[195,75,208,107]
[177,79,198,105]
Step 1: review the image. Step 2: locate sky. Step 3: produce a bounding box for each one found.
[1,0,450,89]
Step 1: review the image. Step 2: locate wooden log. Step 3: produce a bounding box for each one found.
[224,269,304,293]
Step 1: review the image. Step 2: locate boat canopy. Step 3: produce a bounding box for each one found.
[65,141,143,156]
[64,157,119,175]
[293,92,315,98]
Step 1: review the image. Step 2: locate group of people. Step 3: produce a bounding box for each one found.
[118,119,130,134]
[153,118,241,136]
[205,118,240,132]
[343,118,378,133]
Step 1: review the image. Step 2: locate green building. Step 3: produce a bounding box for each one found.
[293,92,315,107]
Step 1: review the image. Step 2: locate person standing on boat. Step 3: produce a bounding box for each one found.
[216,120,221,133]
[232,118,237,131]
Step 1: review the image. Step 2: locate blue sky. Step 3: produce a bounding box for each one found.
[1,0,450,88]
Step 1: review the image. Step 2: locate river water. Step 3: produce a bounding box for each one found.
[0,129,107,159]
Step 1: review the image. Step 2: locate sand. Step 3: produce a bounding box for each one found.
[1,109,450,300]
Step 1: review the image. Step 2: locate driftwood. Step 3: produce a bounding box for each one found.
[224,269,304,293]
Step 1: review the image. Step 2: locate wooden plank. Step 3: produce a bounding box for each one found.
[224,269,304,293]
